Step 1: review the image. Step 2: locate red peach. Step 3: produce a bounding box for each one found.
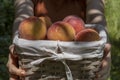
[63,15,85,34]
[75,28,100,41]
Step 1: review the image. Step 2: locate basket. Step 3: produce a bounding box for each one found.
[13,24,107,80]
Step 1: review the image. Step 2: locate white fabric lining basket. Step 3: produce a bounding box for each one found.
[13,24,107,80]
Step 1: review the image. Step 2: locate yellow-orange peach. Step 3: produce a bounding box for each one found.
[47,21,76,41]
[39,16,52,29]
[18,16,47,40]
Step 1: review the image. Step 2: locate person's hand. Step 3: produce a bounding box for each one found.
[7,43,111,80]
[95,43,111,80]
[6,45,26,80]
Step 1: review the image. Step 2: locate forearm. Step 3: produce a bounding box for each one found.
[86,0,107,27]
[13,0,34,36]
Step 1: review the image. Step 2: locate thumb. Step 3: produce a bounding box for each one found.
[7,53,26,76]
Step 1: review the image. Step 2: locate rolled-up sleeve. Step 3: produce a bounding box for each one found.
[13,0,34,35]
[86,0,106,27]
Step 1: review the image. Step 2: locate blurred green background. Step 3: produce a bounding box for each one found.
[0,0,120,80]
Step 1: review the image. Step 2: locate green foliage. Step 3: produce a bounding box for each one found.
[0,0,14,35]
[105,0,120,80]
[0,0,14,79]
[105,0,120,40]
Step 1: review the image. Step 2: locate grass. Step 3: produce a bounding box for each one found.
[105,0,120,80]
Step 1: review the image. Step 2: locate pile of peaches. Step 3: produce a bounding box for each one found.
[18,15,100,42]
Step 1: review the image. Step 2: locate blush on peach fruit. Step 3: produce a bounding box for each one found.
[18,16,47,40]
[75,28,100,41]
[47,21,76,41]
[63,15,85,34]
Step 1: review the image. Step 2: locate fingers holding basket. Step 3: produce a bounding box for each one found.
[7,45,26,79]
[95,43,111,80]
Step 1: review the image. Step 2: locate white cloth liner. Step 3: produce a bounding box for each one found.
[13,24,107,80]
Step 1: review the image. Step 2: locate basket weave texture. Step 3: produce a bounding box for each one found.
[14,24,107,80]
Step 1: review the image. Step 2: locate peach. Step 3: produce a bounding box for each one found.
[75,28,100,41]
[18,16,47,40]
[39,16,52,29]
[63,15,85,34]
[47,21,76,41]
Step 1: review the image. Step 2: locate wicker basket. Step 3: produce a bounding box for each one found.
[13,24,107,80]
